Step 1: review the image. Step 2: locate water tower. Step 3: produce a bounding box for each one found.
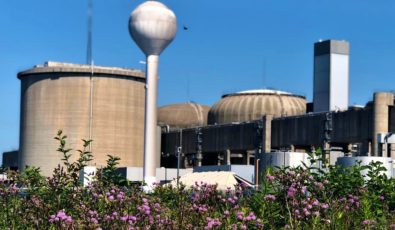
[129,1,177,191]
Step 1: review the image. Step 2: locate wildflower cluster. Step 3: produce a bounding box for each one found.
[49,210,73,226]
[1,132,395,229]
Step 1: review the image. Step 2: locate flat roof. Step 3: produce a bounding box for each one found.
[314,40,349,56]
[222,88,306,99]
[18,61,145,79]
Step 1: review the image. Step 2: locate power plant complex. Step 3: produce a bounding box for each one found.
[3,1,395,184]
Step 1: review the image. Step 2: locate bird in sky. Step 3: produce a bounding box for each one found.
[183,25,188,30]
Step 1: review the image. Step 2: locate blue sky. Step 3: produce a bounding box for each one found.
[1,0,395,157]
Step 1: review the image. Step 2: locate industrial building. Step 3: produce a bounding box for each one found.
[9,38,395,183]
[2,150,18,170]
[161,93,395,164]
[160,40,395,180]
[18,62,147,176]
[208,89,307,124]
[8,0,391,184]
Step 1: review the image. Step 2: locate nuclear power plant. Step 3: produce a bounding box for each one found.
[3,1,395,184]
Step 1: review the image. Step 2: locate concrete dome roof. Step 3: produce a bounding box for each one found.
[208,89,306,124]
[158,102,210,129]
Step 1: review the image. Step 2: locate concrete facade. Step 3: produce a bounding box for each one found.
[18,62,146,176]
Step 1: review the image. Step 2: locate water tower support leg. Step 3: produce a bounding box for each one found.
[143,55,159,192]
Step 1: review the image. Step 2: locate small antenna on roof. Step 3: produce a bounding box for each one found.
[262,58,266,89]
[186,73,191,102]
[86,0,93,65]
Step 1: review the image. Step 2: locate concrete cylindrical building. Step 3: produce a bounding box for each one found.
[18,62,145,176]
[208,89,306,125]
[372,92,394,156]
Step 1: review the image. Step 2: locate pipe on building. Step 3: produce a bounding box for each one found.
[255,158,260,186]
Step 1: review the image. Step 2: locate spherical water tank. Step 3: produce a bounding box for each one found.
[129,1,177,56]
[18,62,146,176]
[208,89,306,125]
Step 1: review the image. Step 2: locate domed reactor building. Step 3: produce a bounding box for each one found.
[208,89,306,125]
[158,102,210,168]
[18,62,145,176]
[161,89,307,168]
[158,102,210,129]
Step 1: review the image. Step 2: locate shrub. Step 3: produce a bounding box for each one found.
[0,132,395,229]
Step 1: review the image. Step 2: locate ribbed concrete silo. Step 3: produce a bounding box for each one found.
[18,62,145,176]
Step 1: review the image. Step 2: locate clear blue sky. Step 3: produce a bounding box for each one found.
[1,0,395,157]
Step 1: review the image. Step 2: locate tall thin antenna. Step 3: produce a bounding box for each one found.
[262,59,266,88]
[87,0,94,153]
[186,74,190,102]
[87,0,93,65]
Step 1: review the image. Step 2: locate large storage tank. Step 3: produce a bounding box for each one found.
[18,62,145,176]
[158,102,210,129]
[208,89,306,125]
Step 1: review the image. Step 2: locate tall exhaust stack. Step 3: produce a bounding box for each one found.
[313,40,349,112]
[129,1,177,192]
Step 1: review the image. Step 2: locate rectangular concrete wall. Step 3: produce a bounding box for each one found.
[161,122,258,156]
[161,108,374,159]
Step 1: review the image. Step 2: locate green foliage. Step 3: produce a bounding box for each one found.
[1,133,395,229]
[95,155,127,186]
[54,130,93,188]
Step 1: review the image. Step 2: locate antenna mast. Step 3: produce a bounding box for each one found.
[262,59,266,88]
[87,0,94,152]
[87,0,93,65]
[187,74,190,102]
